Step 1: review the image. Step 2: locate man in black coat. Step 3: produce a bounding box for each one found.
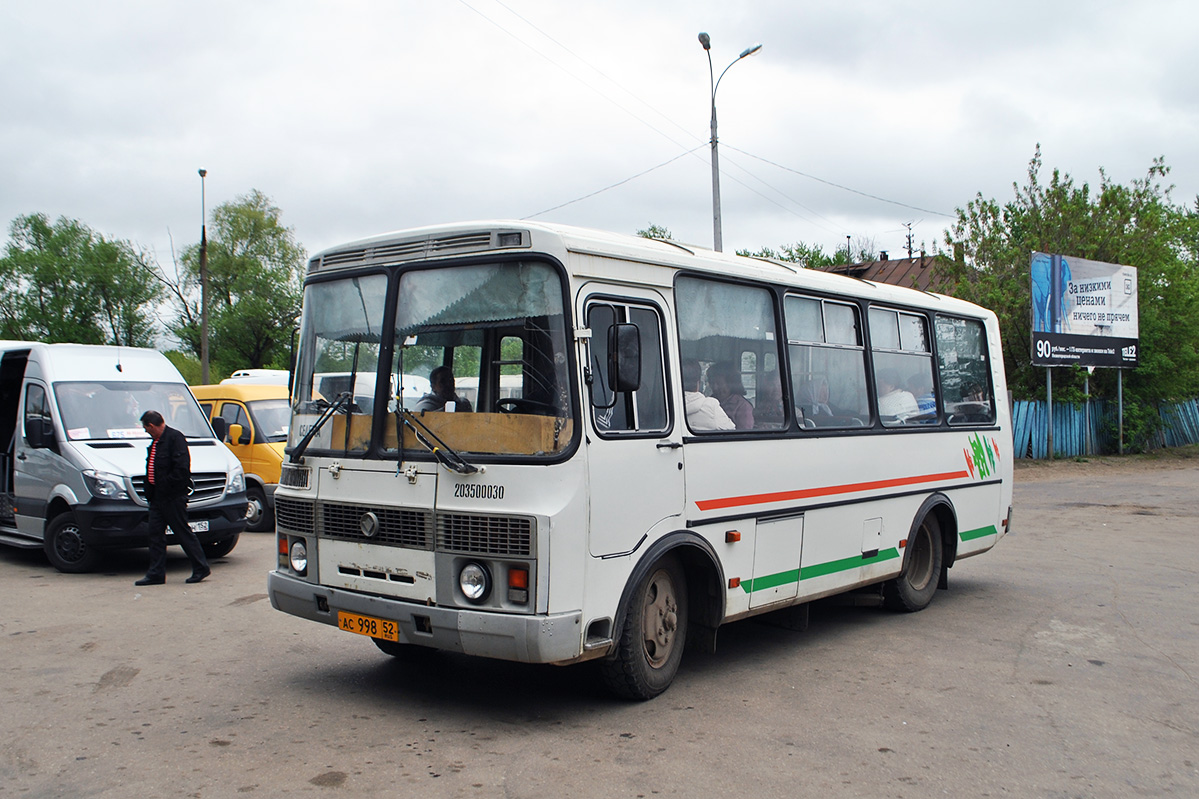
[135,410,210,586]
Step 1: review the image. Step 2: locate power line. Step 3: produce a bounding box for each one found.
[725,146,956,218]
[522,147,704,219]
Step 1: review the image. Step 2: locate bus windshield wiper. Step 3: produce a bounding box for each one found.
[395,408,478,475]
[289,391,352,464]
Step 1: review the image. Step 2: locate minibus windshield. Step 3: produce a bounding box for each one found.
[55,381,213,440]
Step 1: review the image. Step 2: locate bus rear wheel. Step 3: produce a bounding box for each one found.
[884,514,943,612]
[601,555,688,700]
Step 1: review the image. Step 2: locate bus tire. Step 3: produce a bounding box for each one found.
[601,555,688,700]
[44,512,101,573]
[884,513,943,612]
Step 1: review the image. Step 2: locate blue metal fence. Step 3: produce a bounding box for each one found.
[1012,398,1199,458]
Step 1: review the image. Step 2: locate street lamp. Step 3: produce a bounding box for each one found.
[198,168,209,384]
[699,32,761,252]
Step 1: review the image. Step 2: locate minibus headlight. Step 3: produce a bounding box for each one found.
[82,469,129,500]
[458,562,491,603]
[289,539,308,574]
[227,466,245,494]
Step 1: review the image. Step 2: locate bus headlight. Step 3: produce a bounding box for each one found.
[458,562,491,603]
[290,539,308,574]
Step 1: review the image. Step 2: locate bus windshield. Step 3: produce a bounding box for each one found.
[290,261,574,458]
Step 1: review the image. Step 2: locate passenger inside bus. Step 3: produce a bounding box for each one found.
[797,377,835,420]
[876,369,920,418]
[707,361,754,430]
[754,370,785,429]
[414,366,474,413]
[907,374,937,414]
[683,360,734,432]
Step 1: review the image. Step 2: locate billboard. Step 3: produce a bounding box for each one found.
[1030,251,1138,367]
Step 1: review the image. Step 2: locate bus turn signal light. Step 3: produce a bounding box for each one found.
[728,577,741,589]
[725,530,741,543]
[508,567,530,604]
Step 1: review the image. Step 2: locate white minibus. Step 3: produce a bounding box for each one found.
[0,342,248,572]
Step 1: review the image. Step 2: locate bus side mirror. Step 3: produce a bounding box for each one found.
[607,323,641,393]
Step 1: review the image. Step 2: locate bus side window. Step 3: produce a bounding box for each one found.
[586,302,668,434]
[936,315,996,425]
[676,277,784,433]
[784,295,868,429]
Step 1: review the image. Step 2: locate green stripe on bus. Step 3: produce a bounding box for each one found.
[741,548,900,594]
[959,525,998,542]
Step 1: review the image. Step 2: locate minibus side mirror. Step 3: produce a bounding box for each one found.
[607,323,641,393]
[26,417,55,449]
[211,416,228,442]
[228,423,247,446]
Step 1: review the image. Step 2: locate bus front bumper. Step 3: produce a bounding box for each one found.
[267,571,583,664]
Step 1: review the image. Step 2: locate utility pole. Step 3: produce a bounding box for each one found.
[199,168,209,385]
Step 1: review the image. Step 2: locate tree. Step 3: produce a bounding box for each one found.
[0,214,162,346]
[636,224,674,240]
[167,190,305,379]
[940,147,1199,412]
[737,237,876,267]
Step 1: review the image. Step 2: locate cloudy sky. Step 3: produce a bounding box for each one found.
[2,1,1197,269]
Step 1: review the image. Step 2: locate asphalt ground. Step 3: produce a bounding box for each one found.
[1,450,1196,798]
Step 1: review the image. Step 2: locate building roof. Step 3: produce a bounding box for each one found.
[816,254,948,293]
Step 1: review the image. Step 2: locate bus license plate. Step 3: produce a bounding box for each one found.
[338,611,399,642]
[189,520,209,533]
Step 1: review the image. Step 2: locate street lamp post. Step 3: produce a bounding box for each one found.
[199,168,209,385]
[699,32,761,252]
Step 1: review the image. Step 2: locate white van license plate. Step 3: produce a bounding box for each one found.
[189,520,209,533]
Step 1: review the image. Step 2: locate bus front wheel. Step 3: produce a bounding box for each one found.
[883,514,943,612]
[601,555,688,700]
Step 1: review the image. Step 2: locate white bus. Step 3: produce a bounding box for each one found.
[268,222,1013,699]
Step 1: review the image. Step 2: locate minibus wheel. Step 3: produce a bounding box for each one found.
[202,533,239,559]
[601,554,688,700]
[883,514,943,612]
[44,512,101,573]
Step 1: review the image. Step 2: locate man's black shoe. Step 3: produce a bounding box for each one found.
[185,569,210,584]
[135,576,165,586]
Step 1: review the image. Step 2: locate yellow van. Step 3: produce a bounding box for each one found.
[191,383,289,532]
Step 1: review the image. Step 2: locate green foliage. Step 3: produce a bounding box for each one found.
[163,350,202,385]
[0,214,162,346]
[941,147,1199,404]
[168,190,305,377]
[738,238,875,267]
[636,224,674,240]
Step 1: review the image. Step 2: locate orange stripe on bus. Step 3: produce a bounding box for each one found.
[695,470,971,512]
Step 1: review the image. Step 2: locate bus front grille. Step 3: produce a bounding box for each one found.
[437,513,533,557]
[275,496,315,535]
[275,498,534,557]
[320,503,433,549]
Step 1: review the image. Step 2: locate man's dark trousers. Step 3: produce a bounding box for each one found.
[144,495,209,580]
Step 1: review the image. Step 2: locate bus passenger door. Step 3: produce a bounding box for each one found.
[581,292,683,557]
